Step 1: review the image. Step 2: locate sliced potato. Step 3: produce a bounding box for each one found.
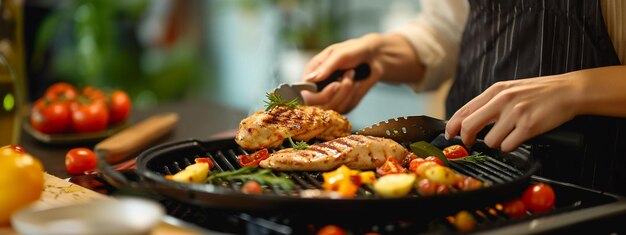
[167,162,210,183]
[373,173,417,198]
[424,165,457,186]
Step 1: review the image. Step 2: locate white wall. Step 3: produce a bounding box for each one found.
[202,0,447,130]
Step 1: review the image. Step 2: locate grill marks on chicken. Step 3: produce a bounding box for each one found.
[235,106,351,150]
[260,135,410,171]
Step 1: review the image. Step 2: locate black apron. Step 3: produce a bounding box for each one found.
[447,0,626,195]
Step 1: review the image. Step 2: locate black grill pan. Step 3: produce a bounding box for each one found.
[99,134,539,221]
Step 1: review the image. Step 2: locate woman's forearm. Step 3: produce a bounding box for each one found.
[563,65,626,117]
[572,65,626,117]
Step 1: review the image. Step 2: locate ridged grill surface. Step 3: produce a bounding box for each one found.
[154,143,525,198]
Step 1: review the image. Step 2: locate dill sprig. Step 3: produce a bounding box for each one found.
[450,152,489,164]
[288,136,309,150]
[264,92,299,111]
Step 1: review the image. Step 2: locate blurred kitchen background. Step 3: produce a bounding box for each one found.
[24,0,447,130]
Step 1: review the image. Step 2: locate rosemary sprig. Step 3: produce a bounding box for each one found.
[288,136,309,150]
[450,152,489,164]
[206,166,294,190]
[264,92,299,111]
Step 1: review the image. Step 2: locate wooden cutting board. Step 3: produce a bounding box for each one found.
[0,173,200,235]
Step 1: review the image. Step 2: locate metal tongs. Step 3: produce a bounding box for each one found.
[356,115,584,149]
[272,63,371,104]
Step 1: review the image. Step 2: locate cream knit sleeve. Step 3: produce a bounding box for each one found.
[391,0,469,92]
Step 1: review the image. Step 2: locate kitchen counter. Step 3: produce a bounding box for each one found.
[4,98,247,234]
[18,99,247,178]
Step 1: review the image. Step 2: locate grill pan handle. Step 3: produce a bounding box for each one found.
[95,113,179,189]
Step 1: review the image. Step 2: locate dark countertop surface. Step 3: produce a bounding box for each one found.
[19,99,247,179]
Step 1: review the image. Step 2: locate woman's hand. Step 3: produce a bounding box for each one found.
[301,33,424,114]
[301,34,383,113]
[445,75,580,152]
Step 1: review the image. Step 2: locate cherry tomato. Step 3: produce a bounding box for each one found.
[317,225,346,235]
[81,86,107,101]
[30,98,71,134]
[443,145,469,159]
[237,148,270,167]
[409,158,426,173]
[456,176,483,191]
[522,183,556,213]
[65,147,98,175]
[44,82,77,101]
[108,90,132,125]
[416,178,449,196]
[70,99,109,133]
[241,181,262,194]
[425,156,444,166]
[502,199,527,218]
[376,157,407,176]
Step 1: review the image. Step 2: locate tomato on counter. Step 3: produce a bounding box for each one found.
[29,82,132,135]
[30,98,72,134]
[43,82,77,101]
[108,90,132,125]
[65,147,98,175]
[522,183,556,213]
[70,98,109,133]
[0,145,44,225]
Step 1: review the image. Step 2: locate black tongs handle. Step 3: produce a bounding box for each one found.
[315,63,371,90]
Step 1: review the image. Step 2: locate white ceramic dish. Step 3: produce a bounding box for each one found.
[11,197,164,235]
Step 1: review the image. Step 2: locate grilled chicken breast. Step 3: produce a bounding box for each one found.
[235,105,351,150]
[259,135,410,171]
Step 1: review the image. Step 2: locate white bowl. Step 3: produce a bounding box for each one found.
[11,197,164,235]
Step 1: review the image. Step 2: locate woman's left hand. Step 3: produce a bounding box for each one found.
[444,75,579,152]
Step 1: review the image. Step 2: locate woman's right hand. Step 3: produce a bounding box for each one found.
[301,33,385,114]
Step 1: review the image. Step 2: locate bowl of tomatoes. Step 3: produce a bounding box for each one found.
[24,82,132,144]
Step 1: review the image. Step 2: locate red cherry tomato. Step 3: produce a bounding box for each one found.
[502,199,527,218]
[456,176,483,191]
[443,145,469,159]
[241,181,262,194]
[65,148,98,175]
[70,99,109,133]
[376,157,407,176]
[108,90,131,125]
[81,86,107,101]
[30,98,71,134]
[194,157,215,170]
[522,183,556,213]
[237,148,270,167]
[317,225,346,235]
[424,156,444,166]
[409,158,426,173]
[44,82,77,101]
[416,178,449,196]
